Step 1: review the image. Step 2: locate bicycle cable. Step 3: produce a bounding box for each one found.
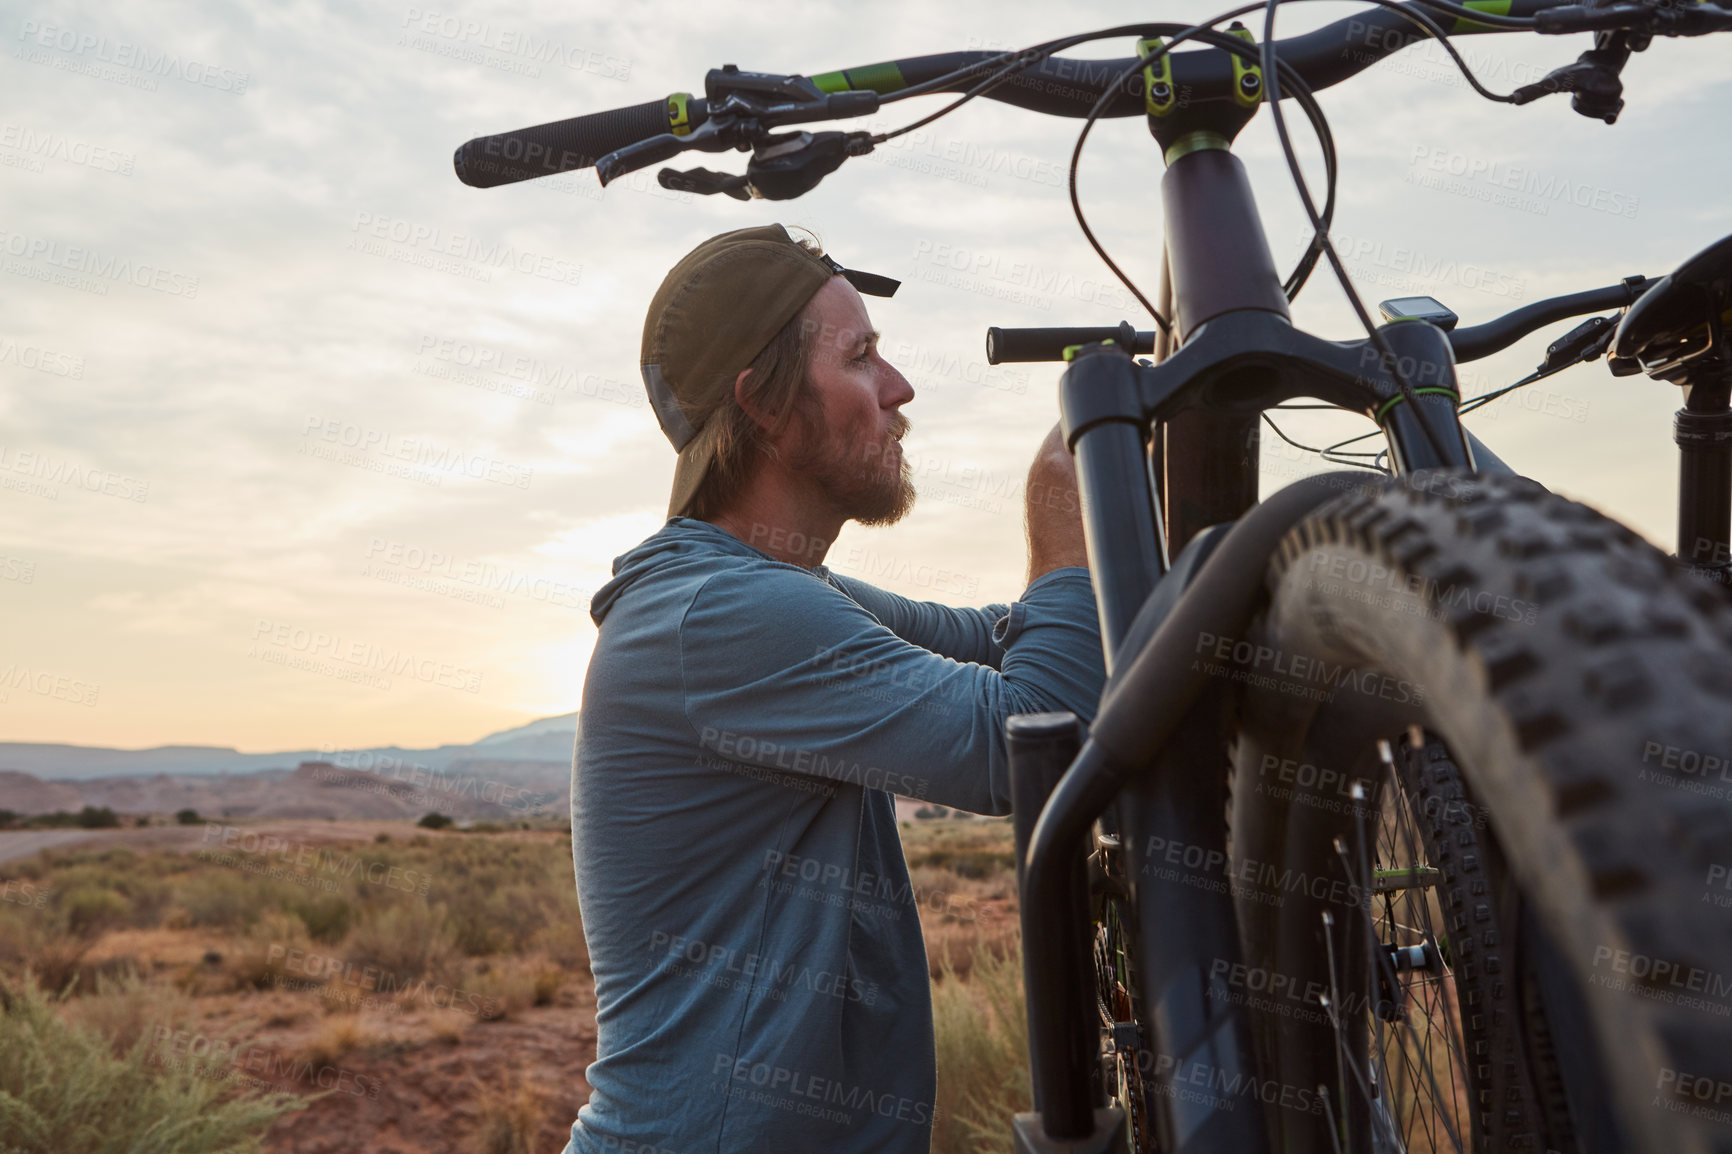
[872,0,1538,339]
[1063,16,1344,336]
[1262,0,1453,464]
[1459,367,1556,413]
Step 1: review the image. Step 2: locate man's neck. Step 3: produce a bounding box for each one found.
[706,475,841,569]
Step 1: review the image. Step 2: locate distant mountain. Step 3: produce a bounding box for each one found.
[0,760,568,821]
[0,713,581,782]
[473,711,578,746]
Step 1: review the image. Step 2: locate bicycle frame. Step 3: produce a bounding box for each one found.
[1012,24,1669,1154]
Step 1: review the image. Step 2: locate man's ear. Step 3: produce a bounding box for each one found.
[734,367,776,434]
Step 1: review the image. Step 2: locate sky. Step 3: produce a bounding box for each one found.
[1,0,1728,753]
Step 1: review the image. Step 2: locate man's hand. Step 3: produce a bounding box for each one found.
[1025,421,1089,584]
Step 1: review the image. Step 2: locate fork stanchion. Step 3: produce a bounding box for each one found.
[1676,380,1732,567]
[1008,712,1098,1139]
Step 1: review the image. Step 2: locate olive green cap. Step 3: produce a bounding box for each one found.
[640,223,898,519]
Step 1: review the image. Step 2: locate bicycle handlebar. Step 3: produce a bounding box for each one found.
[453,0,1569,190]
[454,97,681,189]
[985,278,1655,371]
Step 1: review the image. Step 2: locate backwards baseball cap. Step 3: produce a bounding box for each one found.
[640,223,899,519]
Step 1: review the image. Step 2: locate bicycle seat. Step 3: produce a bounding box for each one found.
[1611,231,1732,382]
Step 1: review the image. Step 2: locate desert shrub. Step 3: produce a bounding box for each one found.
[931,937,1031,1154]
[466,821,505,834]
[78,806,121,829]
[297,1013,374,1066]
[179,871,263,932]
[287,893,352,944]
[470,1064,547,1154]
[0,976,305,1151]
[445,882,559,957]
[909,848,1015,879]
[343,901,455,981]
[417,813,452,830]
[63,971,195,1056]
[175,809,201,825]
[227,913,312,993]
[462,957,540,1021]
[64,886,132,938]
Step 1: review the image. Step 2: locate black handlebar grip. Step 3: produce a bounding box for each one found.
[985,326,1157,364]
[454,98,671,189]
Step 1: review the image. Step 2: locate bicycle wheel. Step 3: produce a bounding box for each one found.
[1225,469,1732,1154]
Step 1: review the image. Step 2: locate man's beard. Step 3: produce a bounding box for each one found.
[788,408,916,527]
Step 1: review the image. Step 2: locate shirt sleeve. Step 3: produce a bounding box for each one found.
[678,563,1103,815]
[823,571,1011,669]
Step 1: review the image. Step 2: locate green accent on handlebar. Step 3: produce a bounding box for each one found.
[1062,339,1116,362]
[1376,388,1461,422]
[667,92,692,137]
[1452,0,1514,34]
[1139,38,1177,118]
[1163,130,1231,166]
[811,63,907,95]
[1227,26,1264,110]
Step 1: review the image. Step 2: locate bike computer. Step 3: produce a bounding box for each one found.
[1379,295,1460,331]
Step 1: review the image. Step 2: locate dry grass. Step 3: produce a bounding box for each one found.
[470,1064,548,1154]
[931,934,1032,1154]
[297,1013,374,1066]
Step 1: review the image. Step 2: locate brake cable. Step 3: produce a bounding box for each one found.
[1263,0,1454,464]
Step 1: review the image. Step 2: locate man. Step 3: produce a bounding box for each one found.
[563,223,1105,1154]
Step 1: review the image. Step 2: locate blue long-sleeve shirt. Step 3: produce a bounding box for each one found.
[563,517,1104,1154]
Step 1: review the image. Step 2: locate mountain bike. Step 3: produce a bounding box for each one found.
[452,2,1732,1149]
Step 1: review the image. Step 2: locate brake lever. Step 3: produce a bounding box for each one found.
[1537,314,1620,373]
[1509,48,1629,120]
[657,167,752,200]
[1536,0,1732,34]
